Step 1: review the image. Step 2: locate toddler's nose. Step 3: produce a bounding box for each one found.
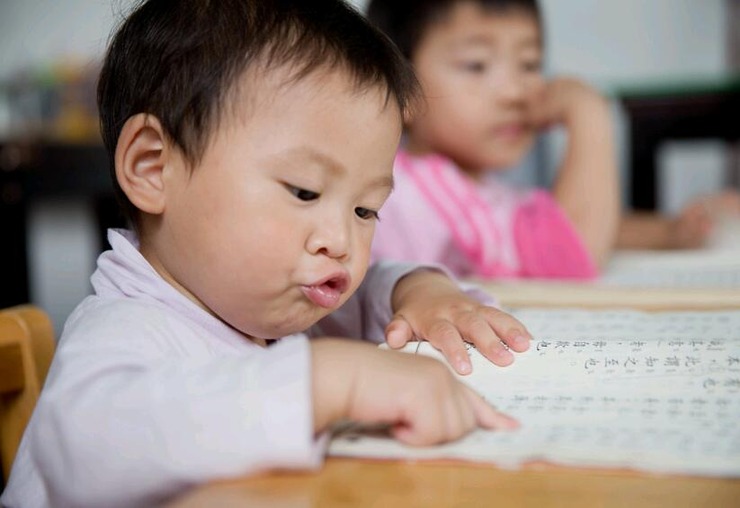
[307,215,350,259]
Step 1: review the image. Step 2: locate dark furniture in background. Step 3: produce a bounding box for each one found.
[0,142,124,308]
[618,76,740,210]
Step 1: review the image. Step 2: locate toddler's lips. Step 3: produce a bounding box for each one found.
[301,274,349,309]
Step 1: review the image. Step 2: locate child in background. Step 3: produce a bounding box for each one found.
[366,0,738,279]
[367,0,620,279]
[0,1,531,506]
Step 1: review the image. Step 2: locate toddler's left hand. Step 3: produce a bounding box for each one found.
[388,270,531,375]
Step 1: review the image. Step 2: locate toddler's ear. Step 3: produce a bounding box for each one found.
[114,113,172,215]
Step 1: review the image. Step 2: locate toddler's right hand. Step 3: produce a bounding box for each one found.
[311,339,517,446]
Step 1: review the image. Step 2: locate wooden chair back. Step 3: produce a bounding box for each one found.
[0,305,55,484]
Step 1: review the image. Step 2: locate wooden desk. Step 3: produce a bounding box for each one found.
[170,458,740,508]
[617,76,740,210]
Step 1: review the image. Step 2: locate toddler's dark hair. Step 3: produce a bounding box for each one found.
[366,0,542,60]
[98,0,419,224]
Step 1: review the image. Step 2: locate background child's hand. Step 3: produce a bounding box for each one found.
[667,201,713,249]
[668,190,740,249]
[526,76,607,129]
[386,270,531,375]
[312,340,518,445]
[696,190,740,217]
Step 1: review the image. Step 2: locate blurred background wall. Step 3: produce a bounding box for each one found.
[0,0,736,335]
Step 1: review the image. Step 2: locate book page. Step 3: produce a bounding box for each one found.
[599,217,740,289]
[472,279,740,310]
[602,249,740,289]
[329,309,740,477]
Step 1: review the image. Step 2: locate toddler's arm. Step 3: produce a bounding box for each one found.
[310,339,517,445]
[530,77,620,267]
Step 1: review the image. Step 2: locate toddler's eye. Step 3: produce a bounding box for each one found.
[287,185,319,201]
[355,207,379,220]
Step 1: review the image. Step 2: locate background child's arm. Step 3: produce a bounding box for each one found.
[310,339,517,445]
[530,78,620,267]
[617,212,710,250]
[617,190,740,250]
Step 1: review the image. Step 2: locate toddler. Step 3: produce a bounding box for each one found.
[367,0,738,279]
[0,1,531,507]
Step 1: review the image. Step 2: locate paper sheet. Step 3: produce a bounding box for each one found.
[602,250,740,289]
[601,218,740,289]
[329,309,740,477]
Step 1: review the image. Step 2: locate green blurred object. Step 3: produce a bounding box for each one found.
[612,73,740,99]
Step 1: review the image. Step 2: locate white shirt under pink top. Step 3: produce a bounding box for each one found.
[372,150,598,280]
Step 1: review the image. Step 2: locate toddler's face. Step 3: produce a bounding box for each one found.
[149,68,402,339]
[406,1,543,174]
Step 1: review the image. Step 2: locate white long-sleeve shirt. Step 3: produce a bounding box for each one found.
[1,229,425,508]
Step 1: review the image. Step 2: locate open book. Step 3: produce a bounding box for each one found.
[473,218,740,309]
[329,308,740,477]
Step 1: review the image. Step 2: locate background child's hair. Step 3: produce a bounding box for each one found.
[366,0,542,60]
[97,0,418,225]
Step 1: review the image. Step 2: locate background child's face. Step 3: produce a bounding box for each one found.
[148,68,402,339]
[406,1,543,174]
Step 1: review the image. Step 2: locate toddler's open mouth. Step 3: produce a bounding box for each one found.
[301,273,349,308]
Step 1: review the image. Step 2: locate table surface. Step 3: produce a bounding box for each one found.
[170,457,740,508]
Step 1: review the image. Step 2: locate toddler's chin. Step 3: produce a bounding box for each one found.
[233,310,330,341]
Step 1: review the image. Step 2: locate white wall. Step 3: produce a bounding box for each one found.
[352,0,728,86]
[0,0,368,82]
[0,0,731,335]
[0,1,121,81]
[541,0,727,88]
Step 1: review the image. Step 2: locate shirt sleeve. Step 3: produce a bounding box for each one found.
[21,304,324,508]
[513,190,598,279]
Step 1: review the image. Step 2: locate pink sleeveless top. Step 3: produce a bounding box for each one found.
[372,151,597,279]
